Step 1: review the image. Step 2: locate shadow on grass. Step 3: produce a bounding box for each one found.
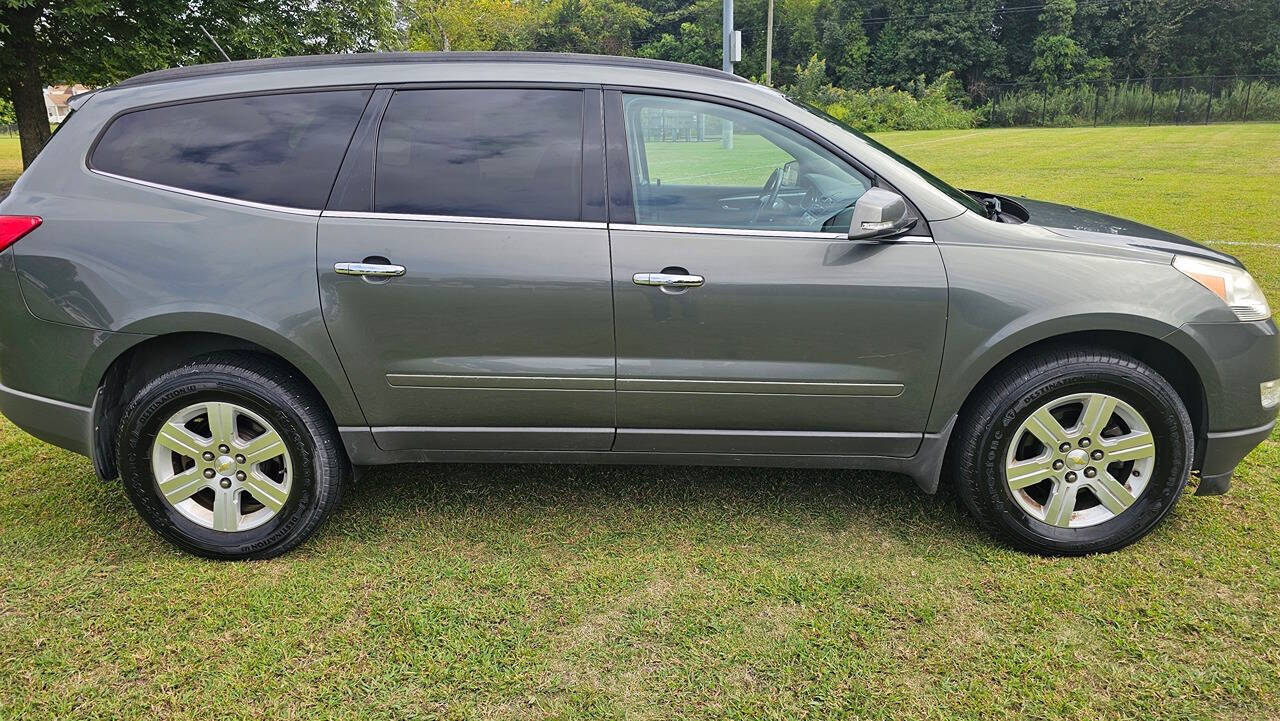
[320,462,986,552]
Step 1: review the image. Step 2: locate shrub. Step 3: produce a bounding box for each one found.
[784,57,981,131]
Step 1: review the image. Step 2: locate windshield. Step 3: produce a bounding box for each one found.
[787,98,990,217]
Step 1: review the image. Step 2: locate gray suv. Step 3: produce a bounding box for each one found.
[1,53,1275,559]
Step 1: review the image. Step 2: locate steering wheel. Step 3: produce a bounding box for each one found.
[750,167,783,224]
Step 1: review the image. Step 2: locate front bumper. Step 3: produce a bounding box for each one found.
[1170,320,1280,495]
[1195,420,1275,495]
[0,381,93,456]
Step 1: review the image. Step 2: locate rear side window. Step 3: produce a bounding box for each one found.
[91,90,371,209]
[375,88,584,221]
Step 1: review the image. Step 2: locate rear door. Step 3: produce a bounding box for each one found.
[318,86,616,451]
[605,91,948,456]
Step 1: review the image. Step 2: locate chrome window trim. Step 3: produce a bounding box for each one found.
[322,210,607,230]
[609,223,934,242]
[89,169,323,217]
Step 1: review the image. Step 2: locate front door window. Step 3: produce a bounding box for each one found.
[622,94,872,233]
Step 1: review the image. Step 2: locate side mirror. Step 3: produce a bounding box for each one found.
[847,188,917,240]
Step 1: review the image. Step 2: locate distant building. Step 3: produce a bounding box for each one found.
[44,85,91,123]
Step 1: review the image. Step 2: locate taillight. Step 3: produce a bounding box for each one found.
[0,215,41,252]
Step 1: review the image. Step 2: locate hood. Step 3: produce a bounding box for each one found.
[1002,194,1240,267]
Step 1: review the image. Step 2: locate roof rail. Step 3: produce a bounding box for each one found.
[115,51,748,89]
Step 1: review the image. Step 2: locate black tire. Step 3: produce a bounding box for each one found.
[116,353,349,560]
[952,348,1193,555]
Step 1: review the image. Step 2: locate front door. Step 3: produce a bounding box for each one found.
[606,92,948,456]
[319,87,615,451]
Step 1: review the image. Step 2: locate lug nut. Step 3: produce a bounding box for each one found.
[1059,442,1071,453]
[219,478,232,489]
[203,468,216,479]
[235,454,245,465]
[1052,459,1064,470]
[1091,449,1104,461]
[235,470,246,481]
[1065,471,1078,482]
[1084,467,1097,478]
[202,451,215,461]
[218,444,230,454]
[1079,437,1091,448]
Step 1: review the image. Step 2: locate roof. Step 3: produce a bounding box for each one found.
[115,52,748,89]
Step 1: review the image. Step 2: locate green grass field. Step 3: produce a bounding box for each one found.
[2,124,1279,720]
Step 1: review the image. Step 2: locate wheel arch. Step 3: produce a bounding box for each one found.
[89,329,363,480]
[937,328,1210,477]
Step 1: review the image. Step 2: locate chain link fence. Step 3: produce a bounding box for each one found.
[982,75,1280,127]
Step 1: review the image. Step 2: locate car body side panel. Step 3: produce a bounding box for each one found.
[926,210,1253,434]
[1,56,1272,486]
[316,215,616,446]
[0,88,366,424]
[609,230,948,456]
[0,249,144,407]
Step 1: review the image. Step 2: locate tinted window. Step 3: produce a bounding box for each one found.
[375,89,584,221]
[92,90,371,209]
[622,94,872,232]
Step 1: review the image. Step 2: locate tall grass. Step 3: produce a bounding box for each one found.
[987,78,1280,127]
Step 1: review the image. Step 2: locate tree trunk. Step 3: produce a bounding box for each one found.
[4,4,51,169]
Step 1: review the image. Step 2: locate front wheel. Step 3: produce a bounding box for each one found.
[952,349,1194,555]
[116,354,349,559]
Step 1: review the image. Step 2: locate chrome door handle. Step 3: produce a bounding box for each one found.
[334,262,406,278]
[633,272,704,288]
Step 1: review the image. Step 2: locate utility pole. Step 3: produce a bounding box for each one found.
[722,0,735,148]
[765,0,774,85]
[722,0,734,73]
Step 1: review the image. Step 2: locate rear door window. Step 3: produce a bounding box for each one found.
[374,88,585,221]
[91,89,371,209]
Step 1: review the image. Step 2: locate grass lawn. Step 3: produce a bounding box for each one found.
[0,137,22,194]
[2,124,1279,719]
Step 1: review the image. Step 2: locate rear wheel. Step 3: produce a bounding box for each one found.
[117,354,348,559]
[953,349,1193,555]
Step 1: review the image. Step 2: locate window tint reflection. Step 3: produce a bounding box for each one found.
[92,90,371,209]
[375,89,584,221]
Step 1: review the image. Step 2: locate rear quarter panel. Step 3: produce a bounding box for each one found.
[1,87,365,424]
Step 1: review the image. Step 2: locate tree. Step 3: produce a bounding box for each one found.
[637,21,720,68]
[866,0,1002,89]
[1030,0,1085,86]
[817,11,870,89]
[0,0,397,169]
[400,0,534,51]
[530,0,650,56]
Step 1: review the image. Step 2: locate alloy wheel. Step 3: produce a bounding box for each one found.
[1004,392,1156,528]
[149,400,293,532]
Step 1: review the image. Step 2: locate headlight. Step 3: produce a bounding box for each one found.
[1173,255,1271,321]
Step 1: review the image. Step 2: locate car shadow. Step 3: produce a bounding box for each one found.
[325,462,981,550]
